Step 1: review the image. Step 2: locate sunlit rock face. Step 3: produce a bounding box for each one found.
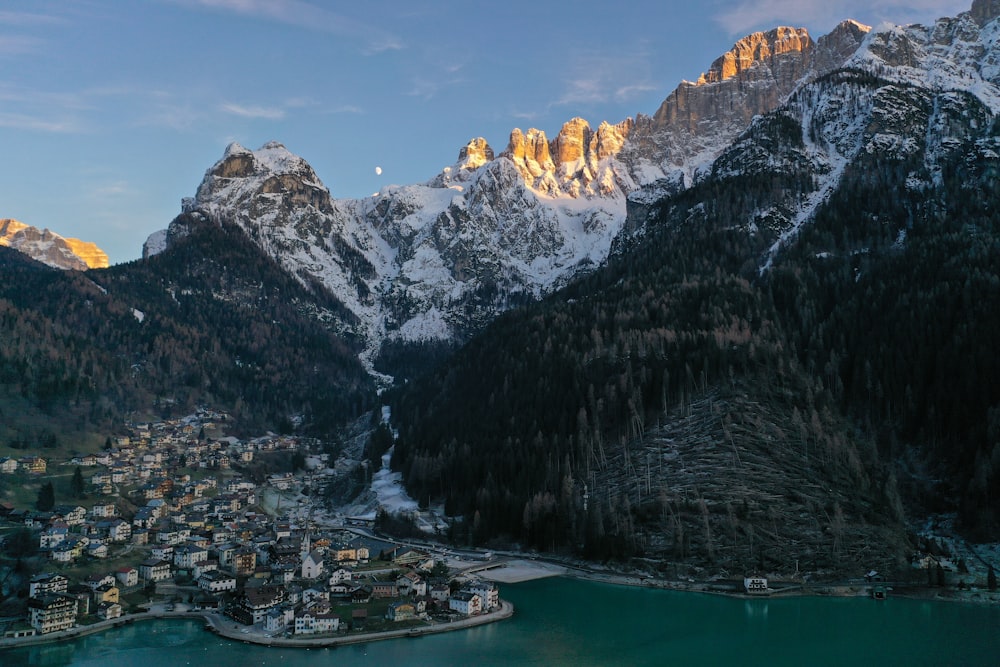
[623,21,871,183]
[0,218,109,270]
[500,117,634,197]
[142,3,1000,363]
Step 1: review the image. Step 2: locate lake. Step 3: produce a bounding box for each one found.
[5,577,999,666]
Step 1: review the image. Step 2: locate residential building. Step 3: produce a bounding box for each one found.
[138,559,172,583]
[28,594,77,634]
[264,606,294,633]
[29,573,68,598]
[230,586,285,625]
[174,544,209,570]
[386,600,417,622]
[371,580,398,598]
[449,591,482,616]
[116,567,139,588]
[293,607,339,635]
[20,457,47,474]
[97,601,123,620]
[198,570,237,594]
[466,580,500,610]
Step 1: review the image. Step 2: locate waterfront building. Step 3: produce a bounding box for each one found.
[449,592,482,616]
[28,594,77,634]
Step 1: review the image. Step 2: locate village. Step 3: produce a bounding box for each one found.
[0,409,507,643]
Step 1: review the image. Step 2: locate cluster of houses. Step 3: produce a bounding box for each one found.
[17,570,130,637]
[222,534,501,636]
[0,455,47,475]
[1,409,501,639]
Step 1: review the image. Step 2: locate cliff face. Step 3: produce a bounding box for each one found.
[145,4,1000,369]
[623,21,871,182]
[0,218,109,270]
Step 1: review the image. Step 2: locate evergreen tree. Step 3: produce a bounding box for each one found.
[71,466,85,498]
[36,481,55,511]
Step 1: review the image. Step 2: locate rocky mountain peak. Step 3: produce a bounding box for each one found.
[698,27,813,84]
[972,0,1000,26]
[0,218,109,270]
[457,137,495,170]
[188,140,333,219]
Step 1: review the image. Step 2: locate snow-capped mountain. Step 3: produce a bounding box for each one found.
[1,218,109,270]
[145,0,1000,368]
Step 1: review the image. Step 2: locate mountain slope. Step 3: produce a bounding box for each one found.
[145,18,871,374]
[0,214,375,436]
[385,1,1000,571]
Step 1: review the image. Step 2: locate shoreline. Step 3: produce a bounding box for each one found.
[472,556,1000,606]
[555,565,1000,606]
[5,561,998,652]
[0,600,514,651]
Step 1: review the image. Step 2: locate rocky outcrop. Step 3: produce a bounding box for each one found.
[622,21,870,183]
[499,118,634,197]
[0,218,109,270]
[698,27,813,85]
[143,3,1000,371]
[972,0,1000,26]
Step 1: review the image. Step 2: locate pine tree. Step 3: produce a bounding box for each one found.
[71,466,85,498]
[36,481,55,511]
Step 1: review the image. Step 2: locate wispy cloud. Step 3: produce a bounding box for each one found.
[0,112,79,133]
[0,10,63,26]
[323,103,363,115]
[549,45,657,110]
[0,83,87,132]
[220,102,286,120]
[713,0,970,36]
[0,35,45,57]
[169,0,403,53]
[88,180,133,201]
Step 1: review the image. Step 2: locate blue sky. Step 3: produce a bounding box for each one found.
[1,0,970,264]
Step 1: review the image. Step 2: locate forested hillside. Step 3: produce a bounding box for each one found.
[0,214,375,440]
[387,70,1000,574]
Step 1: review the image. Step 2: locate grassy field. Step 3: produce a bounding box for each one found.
[0,402,109,463]
[0,466,108,512]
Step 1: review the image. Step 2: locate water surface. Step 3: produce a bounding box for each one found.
[6,577,998,666]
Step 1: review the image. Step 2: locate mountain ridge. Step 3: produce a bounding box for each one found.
[0,218,109,271]
[144,16,878,371]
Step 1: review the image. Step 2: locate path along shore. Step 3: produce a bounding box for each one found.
[0,599,514,651]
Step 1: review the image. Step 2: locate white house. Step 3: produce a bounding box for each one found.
[174,544,209,570]
[91,502,118,518]
[264,606,294,633]
[29,573,68,598]
[198,570,237,594]
[466,580,500,610]
[293,607,339,635]
[744,576,769,595]
[116,567,139,588]
[449,591,482,616]
[328,568,353,586]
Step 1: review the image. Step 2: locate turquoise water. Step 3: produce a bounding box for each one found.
[5,578,999,666]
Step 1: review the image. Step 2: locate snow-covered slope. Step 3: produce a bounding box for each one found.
[144,1,1000,369]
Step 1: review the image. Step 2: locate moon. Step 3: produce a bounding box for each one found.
[375,166,382,175]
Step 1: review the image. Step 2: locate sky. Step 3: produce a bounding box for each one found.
[1,0,972,264]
